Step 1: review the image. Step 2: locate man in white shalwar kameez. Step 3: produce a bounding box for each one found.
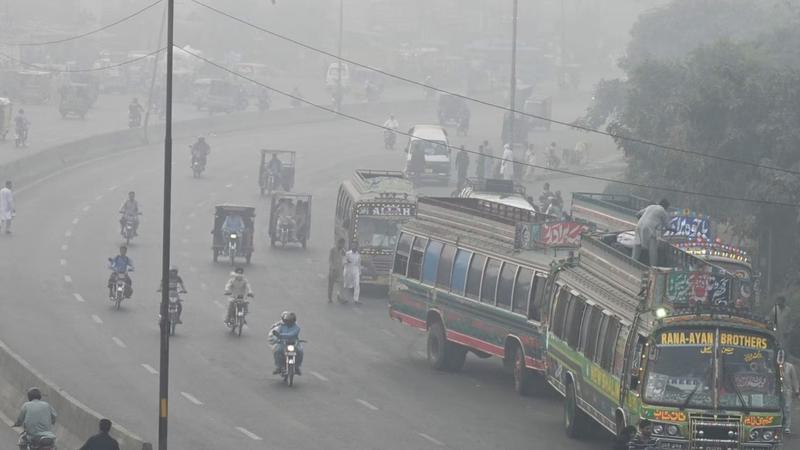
[0,181,15,234]
[343,243,362,304]
[500,144,514,180]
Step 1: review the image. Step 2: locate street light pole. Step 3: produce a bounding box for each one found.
[157,0,174,447]
[508,0,518,146]
[336,0,343,111]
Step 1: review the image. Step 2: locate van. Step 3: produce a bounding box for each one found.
[325,62,350,90]
[404,124,451,184]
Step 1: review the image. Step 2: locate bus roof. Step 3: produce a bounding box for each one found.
[345,170,416,202]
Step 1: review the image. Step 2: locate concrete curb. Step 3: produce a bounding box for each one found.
[0,99,425,449]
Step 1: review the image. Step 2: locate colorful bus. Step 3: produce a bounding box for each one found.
[334,170,417,287]
[388,197,571,393]
[545,232,784,448]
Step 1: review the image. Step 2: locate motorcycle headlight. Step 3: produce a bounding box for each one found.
[749,429,761,441]
[761,430,774,441]
[230,234,237,239]
[286,344,295,352]
[653,424,664,436]
[666,425,679,436]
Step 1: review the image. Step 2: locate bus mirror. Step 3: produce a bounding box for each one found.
[630,374,640,390]
[777,349,785,365]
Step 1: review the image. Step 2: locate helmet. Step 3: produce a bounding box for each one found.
[27,387,42,401]
[18,109,24,114]
[169,265,178,273]
[234,267,244,274]
[198,136,205,141]
[281,311,296,325]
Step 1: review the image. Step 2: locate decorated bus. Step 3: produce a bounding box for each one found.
[545,232,784,448]
[388,197,572,394]
[334,170,417,287]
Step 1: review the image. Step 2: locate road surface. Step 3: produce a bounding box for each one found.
[0,100,614,449]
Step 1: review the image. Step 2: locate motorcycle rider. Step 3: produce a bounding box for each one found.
[128,98,144,127]
[271,311,303,375]
[223,267,254,326]
[190,136,210,169]
[14,109,29,147]
[14,387,56,448]
[265,153,283,188]
[382,114,399,149]
[119,191,140,236]
[158,265,187,323]
[107,245,134,299]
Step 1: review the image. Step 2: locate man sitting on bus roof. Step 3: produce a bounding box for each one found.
[633,199,670,266]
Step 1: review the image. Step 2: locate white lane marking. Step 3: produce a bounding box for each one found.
[356,399,379,411]
[60,259,67,266]
[73,293,85,303]
[82,205,91,212]
[95,195,103,201]
[112,337,127,348]
[225,183,233,188]
[107,185,118,191]
[195,201,205,207]
[188,212,196,218]
[184,225,191,231]
[91,314,103,324]
[316,273,325,279]
[235,427,263,441]
[0,408,14,426]
[65,230,72,237]
[180,392,204,405]
[64,275,72,283]
[418,433,445,446]
[180,238,189,244]
[212,300,224,309]
[309,371,328,381]
[61,244,68,251]
[189,265,197,273]
[141,364,159,375]
[381,329,396,338]
[200,282,208,290]
[72,217,80,224]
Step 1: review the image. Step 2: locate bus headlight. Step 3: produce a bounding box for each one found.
[749,429,760,441]
[666,425,679,436]
[761,430,774,441]
[653,424,664,435]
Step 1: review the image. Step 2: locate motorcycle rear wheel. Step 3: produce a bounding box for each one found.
[287,365,294,387]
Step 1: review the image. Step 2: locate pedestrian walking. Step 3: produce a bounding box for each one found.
[79,418,120,450]
[525,144,536,180]
[769,296,792,348]
[328,238,346,303]
[455,145,470,190]
[343,243,362,304]
[0,181,15,234]
[475,144,486,180]
[783,361,799,435]
[500,144,515,180]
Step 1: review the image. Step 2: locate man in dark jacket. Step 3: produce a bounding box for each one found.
[79,419,119,450]
[628,419,657,450]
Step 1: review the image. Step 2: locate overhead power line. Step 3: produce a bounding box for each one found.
[191,0,800,178]
[3,0,163,47]
[178,45,799,209]
[0,48,165,73]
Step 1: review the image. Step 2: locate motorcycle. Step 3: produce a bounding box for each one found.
[383,129,396,150]
[121,213,139,245]
[18,433,56,450]
[191,156,205,178]
[278,221,293,247]
[272,331,306,387]
[108,270,132,310]
[227,233,239,265]
[128,111,141,128]
[14,125,28,148]
[167,290,186,336]
[264,172,279,196]
[226,295,250,336]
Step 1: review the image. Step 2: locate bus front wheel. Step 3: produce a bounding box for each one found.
[427,321,449,371]
[564,382,588,438]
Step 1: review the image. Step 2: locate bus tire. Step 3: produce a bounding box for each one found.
[427,321,448,371]
[564,382,587,439]
[512,345,531,395]
[444,343,467,372]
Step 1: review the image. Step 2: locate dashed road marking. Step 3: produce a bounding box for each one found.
[180,238,189,244]
[309,371,328,381]
[200,282,208,290]
[95,195,103,201]
[180,392,203,405]
[61,244,68,251]
[235,427,262,441]
[65,230,72,237]
[356,399,379,411]
[212,300,224,309]
[112,337,127,348]
[189,265,197,273]
[381,329,396,338]
[184,225,191,231]
[64,275,72,283]
[83,205,91,212]
[141,364,159,375]
[60,259,67,266]
[73,293,85,303]
[188,212,196,218]
[225,183,233,188]
[91,314,103,324]
[316,273,325,279]
[107,185,118,191]
[418,433,445,446]
[72,217,80,224]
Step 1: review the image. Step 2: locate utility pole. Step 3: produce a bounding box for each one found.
[336,0,343,111]
[143,2,167,143]
[560,0,566,89]
[508,0,518,146]
[157,0,174,447]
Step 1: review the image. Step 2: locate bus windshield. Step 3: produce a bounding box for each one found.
[644,328,780,412]
[356,216,403,253]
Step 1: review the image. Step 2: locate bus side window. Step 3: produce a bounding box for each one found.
[407,237,427,281]
[464,254,487,301]
[578,304,595,353]
[583,306,604,362]
[600,317,621,371]
[436,245,457,290]
[564,296,586,349]
[512,268,533,316]
[496,262,517,310]
[528,273,546,321]
[422,240,443,285]
[450,249,472,296]
[593,314,610,366]
[480,259,501,305]
[393,233,413,275]
[613,325,630,377]
[550,286,571,339]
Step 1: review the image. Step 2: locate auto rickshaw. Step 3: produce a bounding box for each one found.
[268,193,312,249]
[16,70,54,104]
[524,96,552,131]
[58,82,92,119]
[437,93,468,126]
[0,98,11,140]
[212,205,255,265]
[206,79,247,114]
[259,149,296,196]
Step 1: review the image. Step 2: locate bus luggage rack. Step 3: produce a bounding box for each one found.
[690,414,741,449]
